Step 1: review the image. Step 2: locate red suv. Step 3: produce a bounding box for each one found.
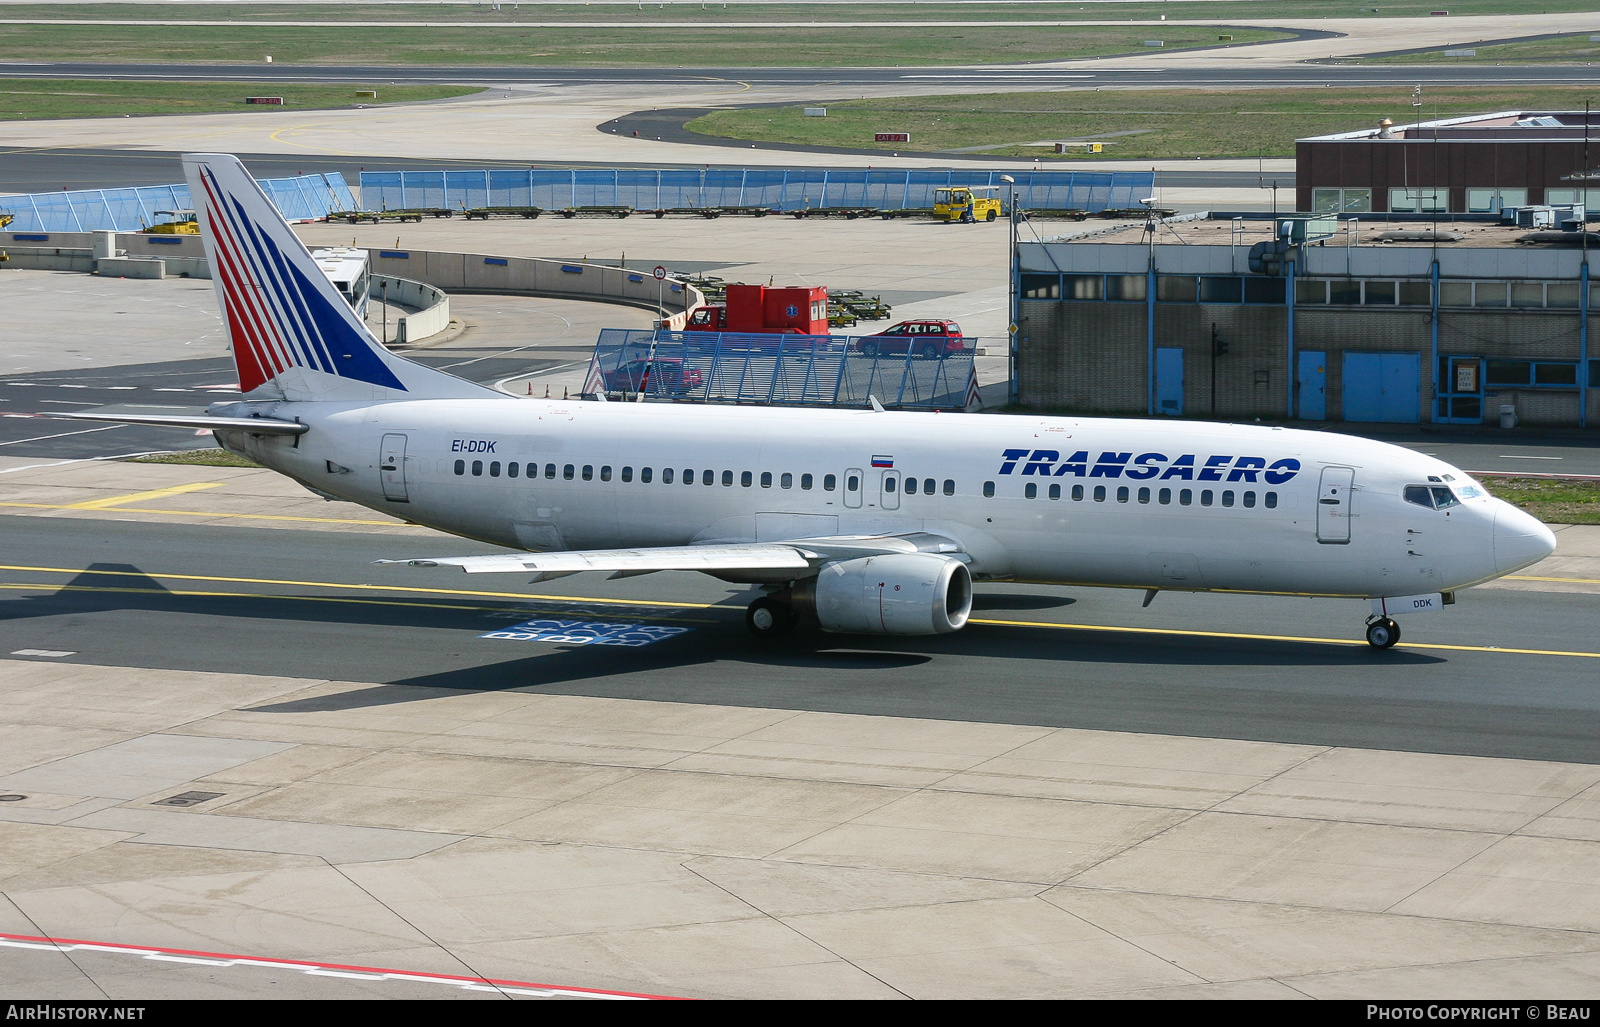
[856,320,968,358]
[604,358,704,395]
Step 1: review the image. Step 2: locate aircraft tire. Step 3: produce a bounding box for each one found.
[1366,618,1400,649]
[746,598,795,638]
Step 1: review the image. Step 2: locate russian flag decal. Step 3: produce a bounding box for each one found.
[871,455,894,468]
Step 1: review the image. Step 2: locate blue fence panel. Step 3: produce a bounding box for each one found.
[2,173,354,232]
[588,328,973,409]
[356,167,1156,215]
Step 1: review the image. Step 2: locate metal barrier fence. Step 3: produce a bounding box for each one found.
[0,173,358,232]
[585,328,980,409]
[359,168,1156,213]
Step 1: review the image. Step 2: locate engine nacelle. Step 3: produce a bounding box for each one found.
[799,553,972,635]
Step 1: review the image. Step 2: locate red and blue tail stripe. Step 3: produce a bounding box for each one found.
[187,156,405,395]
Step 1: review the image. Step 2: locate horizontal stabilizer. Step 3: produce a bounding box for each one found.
[51,411,308,435]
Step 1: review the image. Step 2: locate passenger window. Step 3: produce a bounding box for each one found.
[1025,482,1037,499]
[824,474,836,491]
[1093,485,1106,502]
[683,468,693,485]
[724,470,735,487]
[847,474,859,491]
[1049,484,1060,500]
[943,479,955,496]
[705,470,715,486]
[564,464,574,479]
[1201,490,1213,506]
[1158,488,1171,505]
[1243,491,1256,508]
[887,477,898,493]
[906,478,919,495]
[983,481,995,498]
[1137,487,1150,504]
[508,462,519,479]
[472,460,483,476]
[600,465,612,482]
[1117,486,1129,503]
[489,461,500,477]
[1180,489,1192,506]
[1072,484,1084,501]
[761,472,772,488]
[661,468,671,483]
[641,467,652,483]
[741,471,753,487]
[454,459,465,475]
[583,465,594,481]
[545,463,556,479]
[1222,490,1235,507]
[1265,491,1278,509]
[621,466,632,483]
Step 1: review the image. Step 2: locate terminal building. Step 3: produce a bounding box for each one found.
[1015,212,1596,428]
[1296,109,1600,216]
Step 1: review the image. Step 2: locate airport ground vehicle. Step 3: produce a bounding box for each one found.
[64,154,1558,651]
[856,320,969,358]
[602,357,704,396]
[141,209,199,234]
[933,186,1002,223]
[683,283,829,335]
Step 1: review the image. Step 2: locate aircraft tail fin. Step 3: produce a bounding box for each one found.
[182,153,492,403]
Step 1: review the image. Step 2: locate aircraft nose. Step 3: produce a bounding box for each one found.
[1493,503,1557,575]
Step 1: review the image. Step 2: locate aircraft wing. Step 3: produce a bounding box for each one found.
[379,532,966,579]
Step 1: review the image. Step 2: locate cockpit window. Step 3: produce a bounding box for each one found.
[1455,482,1485,500]
[1405,485,1461,510]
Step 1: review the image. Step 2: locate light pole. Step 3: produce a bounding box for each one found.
[1000,174,1017,405]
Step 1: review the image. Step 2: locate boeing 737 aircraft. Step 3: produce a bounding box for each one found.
[64,154,1558,649]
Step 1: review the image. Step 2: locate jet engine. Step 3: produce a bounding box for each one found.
[796,553,972,635]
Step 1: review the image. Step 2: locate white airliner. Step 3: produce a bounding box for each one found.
[66,154,1557,649]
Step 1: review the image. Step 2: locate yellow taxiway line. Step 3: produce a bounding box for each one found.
[63,482,225,510]
[2,564,1596,660]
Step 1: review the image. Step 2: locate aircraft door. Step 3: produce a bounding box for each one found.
[843,467,863,509]
[379,433,409,503]
[880,470,900,510]
[1316,465,1354,544]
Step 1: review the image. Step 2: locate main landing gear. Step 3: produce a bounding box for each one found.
[746,597,796,638]
[1365,616,1401,650]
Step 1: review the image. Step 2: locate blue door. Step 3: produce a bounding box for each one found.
[1297,351,1327,420]
[1342,352,1420,423]
[1155,347,1183,416]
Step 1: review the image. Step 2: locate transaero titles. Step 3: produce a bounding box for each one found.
[998,449,1302,484]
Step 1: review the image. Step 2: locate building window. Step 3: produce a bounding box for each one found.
[1296,280,1328,304]
[1107,275,1147,302]
[1389,187,1447,213]
[1546,187,1600,213]
[1021,274,1060,299]
[1313,187,1372,213]
[1486,360,1580,387]
[1438,282,1473,307]
[1244,278,1286,304]
[1473,282,1509,308]
[1199,277,1242,304]
[1329,280,1361,305]
[1467,187,1527,213]
[1398,281,1432,306]
[1364,280,1397,305]
[1547,283,1581,308]
[1511,283,1546,308]
[1157,276,1197,302]
[1063,274,1104,300]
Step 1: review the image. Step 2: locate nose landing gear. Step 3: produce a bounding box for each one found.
[1365,616,1401,649]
